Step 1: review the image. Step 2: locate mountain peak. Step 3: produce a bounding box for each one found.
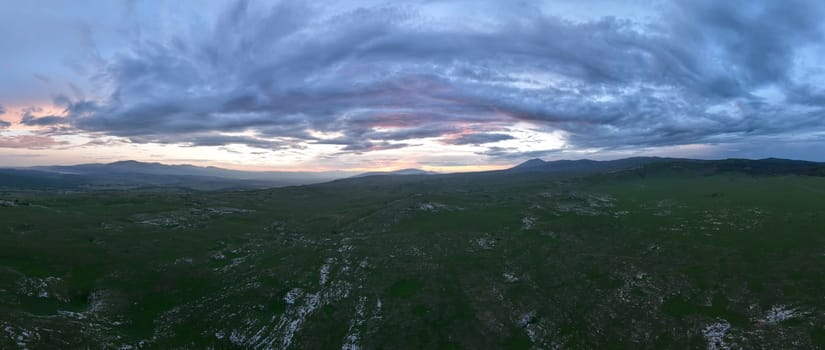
[109,160,144,165]
[108,160,164,167]
[514,158,546,169]
[353,168,436,178]
[508,157,676,174]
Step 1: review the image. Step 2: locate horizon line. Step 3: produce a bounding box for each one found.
[1,155,822,174]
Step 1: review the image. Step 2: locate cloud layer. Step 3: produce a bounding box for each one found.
[0,105,8,129]
[0,135,67,149]
[15,0,825,160]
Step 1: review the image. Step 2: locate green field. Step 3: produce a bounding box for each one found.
[2,169,825,349]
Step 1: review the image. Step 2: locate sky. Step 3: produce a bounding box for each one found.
[2,0,825,172]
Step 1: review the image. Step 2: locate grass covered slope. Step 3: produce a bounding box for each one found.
[1,167,824,349]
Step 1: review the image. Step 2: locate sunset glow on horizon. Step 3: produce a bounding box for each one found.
[2,0,825,172]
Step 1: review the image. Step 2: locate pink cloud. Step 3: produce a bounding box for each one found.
[0,135,68,149]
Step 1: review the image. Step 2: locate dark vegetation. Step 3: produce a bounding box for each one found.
[1,158,824,349]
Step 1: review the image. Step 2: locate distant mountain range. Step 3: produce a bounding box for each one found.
[1,161,355,190]
[507,156,681,174]
[31,160,354,183]
[1,157,823,191]
[352,168,437,178]
[507,157,825,176]
[0,161,442,191]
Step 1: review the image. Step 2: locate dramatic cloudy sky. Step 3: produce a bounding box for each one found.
[2,0,825,171]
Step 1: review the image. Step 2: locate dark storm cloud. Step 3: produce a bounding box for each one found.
[18,95,92,127]
[669,0,824,92]
[0,104,7,129]
[179,134,292,150]
[340,141,410,153]
[20,114,67,126]
[446,133,514,145]
[125,133,299,151]
[19,107,69,126]
[55,0,825,154]
[478,146,565,160]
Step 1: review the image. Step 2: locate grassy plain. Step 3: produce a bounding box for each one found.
[1,168,824,349]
